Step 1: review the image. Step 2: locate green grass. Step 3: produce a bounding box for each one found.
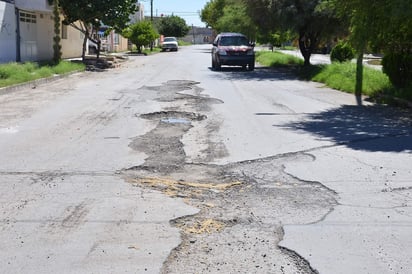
[256,50,303,67]
[0,61,85,88]
[178,40,192,46]
[256,50,393,97]
[300,62,391,96]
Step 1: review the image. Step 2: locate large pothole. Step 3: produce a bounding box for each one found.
[123,80,336,273]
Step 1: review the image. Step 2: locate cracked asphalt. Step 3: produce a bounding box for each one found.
[0,45,411,273]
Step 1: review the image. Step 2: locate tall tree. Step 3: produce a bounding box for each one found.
[244,0,342,65]
[50,0,137,60]
[157,15,189,37]
[332,0,412,98]
[215,2,257,38]
[201,0,257,39]
[200,0,226,28]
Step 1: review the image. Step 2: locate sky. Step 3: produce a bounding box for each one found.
[139,0,210,27]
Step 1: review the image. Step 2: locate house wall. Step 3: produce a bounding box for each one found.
[15,0,51,12]
[0,1,17,63]
[35,11,53,61]
[61,21,84,59]
[104,32,129,52]
[18,9,54,62]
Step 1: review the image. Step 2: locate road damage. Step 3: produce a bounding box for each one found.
[122,80,337,273]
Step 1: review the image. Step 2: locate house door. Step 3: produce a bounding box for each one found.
[19,11,38,62]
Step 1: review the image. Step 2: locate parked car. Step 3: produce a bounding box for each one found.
[211,32,255,71]
[161,37,178,52]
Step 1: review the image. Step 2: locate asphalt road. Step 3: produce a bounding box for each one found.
[0,45,411,273]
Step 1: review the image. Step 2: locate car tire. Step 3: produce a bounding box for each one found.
[248,62,255,71]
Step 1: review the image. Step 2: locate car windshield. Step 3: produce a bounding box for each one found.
[219,36,249,46]
[164,37,176,42]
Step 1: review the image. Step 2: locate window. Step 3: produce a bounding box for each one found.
[114,33,119,45]
[20,11,36,24]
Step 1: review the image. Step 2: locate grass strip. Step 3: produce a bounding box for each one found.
[0,61,85,88]
[256,50,393,97]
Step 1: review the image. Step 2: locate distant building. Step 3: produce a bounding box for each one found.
[182,27,214,44]
[130,2,144,24]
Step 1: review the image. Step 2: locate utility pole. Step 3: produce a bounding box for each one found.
[192,24,196,44]
[150,0,153,21]
[150,0,153,51]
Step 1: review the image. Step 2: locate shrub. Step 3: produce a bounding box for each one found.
[330,41,355,63]
[382,51,412,89]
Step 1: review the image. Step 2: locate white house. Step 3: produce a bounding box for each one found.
[0,1,18,63]
[0,0,83,63]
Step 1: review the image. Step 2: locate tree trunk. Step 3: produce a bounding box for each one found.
[299,38,311,66]
[298,31,318,66]
[355,51,364,106]
[97,39,101,59]
[82,31,88,61]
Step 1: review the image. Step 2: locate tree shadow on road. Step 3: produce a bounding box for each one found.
[282,105,412,152]
[209,66,299,82]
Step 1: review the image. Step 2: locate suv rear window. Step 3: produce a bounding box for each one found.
[219,36,249,46]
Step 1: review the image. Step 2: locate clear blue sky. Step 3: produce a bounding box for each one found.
[140,0,209,27]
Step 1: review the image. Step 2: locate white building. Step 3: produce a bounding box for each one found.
[0,0,83,63]
[130,2,144,24]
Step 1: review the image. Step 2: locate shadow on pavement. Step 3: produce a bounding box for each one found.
[209,66,299,82]
[282,105,412,152]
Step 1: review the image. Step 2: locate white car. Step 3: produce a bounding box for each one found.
[161,37,178,52]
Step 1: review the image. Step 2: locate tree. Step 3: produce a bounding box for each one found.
[244,0,343,65]
[123,21,159,54]
[367,0,412,90]
[201,0,257,39]
[50,0,138,60]
[200,0,226,28]
[331,0,412,98]
[157,15,189,37]
[52,0,62,64]
[215,2,257,38]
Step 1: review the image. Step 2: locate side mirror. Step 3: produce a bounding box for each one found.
[212,43,217,47]
[250,42,256,47]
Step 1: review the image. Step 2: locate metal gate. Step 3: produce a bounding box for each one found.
[19,10,37,62]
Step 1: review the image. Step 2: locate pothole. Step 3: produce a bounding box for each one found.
[161,117,191,124]
[139,111,207,122]
[124,79,336,273]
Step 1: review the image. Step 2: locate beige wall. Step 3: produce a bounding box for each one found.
[36,11,53,61]
[104,32,129,52]
[61,21,84,59]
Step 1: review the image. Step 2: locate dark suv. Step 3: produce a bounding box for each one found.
[211,33,255,71]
